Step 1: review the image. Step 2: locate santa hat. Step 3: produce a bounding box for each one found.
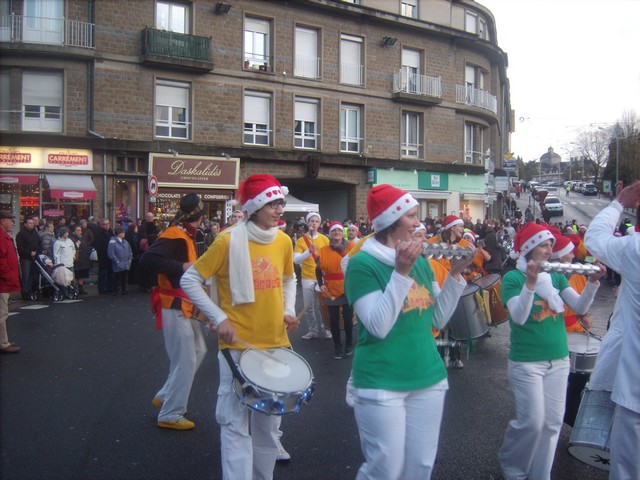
[550,234,574,260]
[367,184,418,232]
[462,230,477,242]
[443,215,464,231]
[277,219,287,230]
[306,212,321,224]
[236,174,288,216]
[511,222,555,259]
[329,221,344,233]
[579,224,587,232]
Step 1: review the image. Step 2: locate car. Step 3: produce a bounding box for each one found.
[543,196,564,216]
[574,182,586,193]
[583,183,598,196]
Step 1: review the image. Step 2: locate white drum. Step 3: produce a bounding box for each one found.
[233,348,315,415]
[567,332,602,373]
[448,284,489,341]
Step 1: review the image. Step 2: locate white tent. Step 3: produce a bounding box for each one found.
[284,194,319,213]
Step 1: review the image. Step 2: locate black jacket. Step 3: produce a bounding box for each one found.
[15,227,40,260]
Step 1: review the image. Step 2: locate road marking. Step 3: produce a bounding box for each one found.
[20,304,49,310]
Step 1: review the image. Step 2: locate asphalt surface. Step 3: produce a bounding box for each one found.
[1,270,616,480]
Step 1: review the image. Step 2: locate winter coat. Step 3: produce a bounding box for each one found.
[39,230,55,257]
[93,227,114,267]
[15,226,40,260]
[0,229,20,293]
[71,233,91,271]
[53,237,76,268]
[107,236,132,272]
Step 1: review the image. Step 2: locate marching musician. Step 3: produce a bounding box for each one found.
[461,230,491,282]
[498,222,605,480]
[427,214,470,271]
[180,174,299,479]
[344,184,473,479]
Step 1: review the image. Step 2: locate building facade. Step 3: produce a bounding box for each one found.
[1,0,512,225]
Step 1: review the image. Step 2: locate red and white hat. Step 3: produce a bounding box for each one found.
[277,219,287,230]
[236,174,288,216]
[512,222,555,258]
[367,184,418,232]
[550,234,574,260]
[415,223,427,232]
[443,215,464,231]
[329,221,344,233]
[306,212,321,224]
[462,230,477,242]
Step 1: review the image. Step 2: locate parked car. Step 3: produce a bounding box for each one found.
[543,196,564,216]
[574,182,586,193]
[582,183,598,196]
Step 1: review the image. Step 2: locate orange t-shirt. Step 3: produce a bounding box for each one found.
[318,242,355,299]
[565,273,587,332]
[427,236,470,272]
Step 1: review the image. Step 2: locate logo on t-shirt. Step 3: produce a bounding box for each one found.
[402,282,434,314]
[252,256,281,290]
[532,300,561,322]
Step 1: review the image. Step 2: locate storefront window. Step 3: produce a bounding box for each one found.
[115,179,138,223]
[0,182,40,220]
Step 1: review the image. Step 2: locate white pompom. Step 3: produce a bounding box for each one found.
[281,186,289,196]
[509,250,519,260]
[230,198,240,206]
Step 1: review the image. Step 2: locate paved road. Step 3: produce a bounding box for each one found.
[1,276,615,479]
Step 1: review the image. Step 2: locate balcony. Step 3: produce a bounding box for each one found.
[141,28,213,72]
[455,85,498,115]
[294,55,321,79]
[392,70,442,106]
[0,14,94,48]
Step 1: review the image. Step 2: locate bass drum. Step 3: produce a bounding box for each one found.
[448,284,489,341]
[472,273,508,325]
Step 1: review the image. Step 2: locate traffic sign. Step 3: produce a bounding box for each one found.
[148,175,159,197]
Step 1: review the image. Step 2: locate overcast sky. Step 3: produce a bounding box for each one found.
[478,0,640,162]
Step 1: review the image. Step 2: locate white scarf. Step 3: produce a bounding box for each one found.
[516,255,565,313]
[227,220,278,305]
[361,237,396,267]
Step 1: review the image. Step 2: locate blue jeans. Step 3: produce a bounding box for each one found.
[98,263,115,293]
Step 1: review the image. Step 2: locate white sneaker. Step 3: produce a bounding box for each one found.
[323,329,333,339]
[302,331,319,340]
[276,440,291,461]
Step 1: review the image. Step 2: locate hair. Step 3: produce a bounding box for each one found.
[114,225,125,235]
[374,218,401,244]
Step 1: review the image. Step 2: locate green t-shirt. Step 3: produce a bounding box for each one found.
[344,252,446,391]
[501,270,570,362]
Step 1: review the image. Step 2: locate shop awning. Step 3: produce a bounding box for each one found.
[0,175,38,185]
[284,194,319,213]
[462,193,487,201]
[45,174,97,200]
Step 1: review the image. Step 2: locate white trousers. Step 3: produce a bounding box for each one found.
[216,350,280,480]
[301,279,322,334]
[610,404,640,480]
[499,358,570,480]
[156,309,207,422]
[353,379,448,480]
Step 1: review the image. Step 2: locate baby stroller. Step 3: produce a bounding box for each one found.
[33,254,78,301]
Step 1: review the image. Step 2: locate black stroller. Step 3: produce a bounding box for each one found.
[33,254,78,301]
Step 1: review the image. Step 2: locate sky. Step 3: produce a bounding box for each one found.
[478,0,640,162]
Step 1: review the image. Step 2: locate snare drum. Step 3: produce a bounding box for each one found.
[448,284,489,341]
[472,273,508,325]
[568,389,614,471]
[567,332,602,373]
[233,348,315,415]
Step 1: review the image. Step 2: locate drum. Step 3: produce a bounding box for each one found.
[472,273,508,325]
[567,332,602,373]
[232,348,315,415]
[568,389,615,471]
[448,284,489,341]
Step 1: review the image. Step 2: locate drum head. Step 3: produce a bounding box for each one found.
[567,332,602,355]
[238,348,313,393]
[461,283,479,297]
[472,273,500,290]
[568,445,610,471]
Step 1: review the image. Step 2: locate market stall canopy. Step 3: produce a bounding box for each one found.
[284,194,319,213]
[45,174,97,200]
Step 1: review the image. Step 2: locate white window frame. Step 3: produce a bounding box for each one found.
[401,48,421,93]
[464,122,485,165]
[478,18,487,40]
[22,70,63,132]
[244,17,271,70]
[465,11,478,34]
[401,0,417,18]
[340,104,362,153]
[156,1,189,33]
[24,0,63,45]
[244,91,271,146]
[340,34,364,86]
[294,97,319,150]
[401,111,421,158]
[155,79,190,139]
[294,26,320,79]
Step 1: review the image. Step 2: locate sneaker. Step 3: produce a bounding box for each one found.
[276,440,291,462]
[453,359,464,369]
[151,397,163,409]
[344,345,353,357]
[333,347,344,360]
[157,417,195,430]
[0,344,21,354]
[302,331,319,340]
[323,329,333,340]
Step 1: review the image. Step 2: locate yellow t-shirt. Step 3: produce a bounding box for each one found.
[193,231,294,350]
[295,233,329,280]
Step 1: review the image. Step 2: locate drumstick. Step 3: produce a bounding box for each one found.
[235,338,289,366]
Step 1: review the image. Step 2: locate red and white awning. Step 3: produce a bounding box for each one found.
[45,174,97,200]
[0,175,39,185]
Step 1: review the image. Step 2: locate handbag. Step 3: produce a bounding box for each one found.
[89,248,98,262]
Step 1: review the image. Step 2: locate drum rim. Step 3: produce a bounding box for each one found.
[471,273,501,289]
[237,347,314,392]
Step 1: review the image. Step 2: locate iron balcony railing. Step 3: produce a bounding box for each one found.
[294,54,321,79]
[392,70,442,98]
[0,14,94,48]
[455,85,498,114]
[142,27,211,63]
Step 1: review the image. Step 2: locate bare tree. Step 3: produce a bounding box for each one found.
[572,129,609,183]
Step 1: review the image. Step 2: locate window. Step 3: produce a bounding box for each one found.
[156,1,189,33]
[244,91,271,146]
[465,122,486,165]
[295,26,320,79]
[340,34,363,86]
[478,18,487,40]
[401,112,421,158]
[401,0,417,18]
[294,98,319,150]
[244,17,271,70]
[340,104,362,153]
[401,48,421,93]
[0,70,9,130]
[465,11,477,34]
[465,64,485,100]
[24,0,63,44]
[22,71,63,132]
[155,80,190,139]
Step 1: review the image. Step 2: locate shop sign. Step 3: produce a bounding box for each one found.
[418,172,449,190]
[150,154,239,189]
[156,188,232,201]
[21,196,39,207]
[0,147,93,170]
[44,209,65,217]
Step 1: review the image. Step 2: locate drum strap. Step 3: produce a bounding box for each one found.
[220,348,256,395]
